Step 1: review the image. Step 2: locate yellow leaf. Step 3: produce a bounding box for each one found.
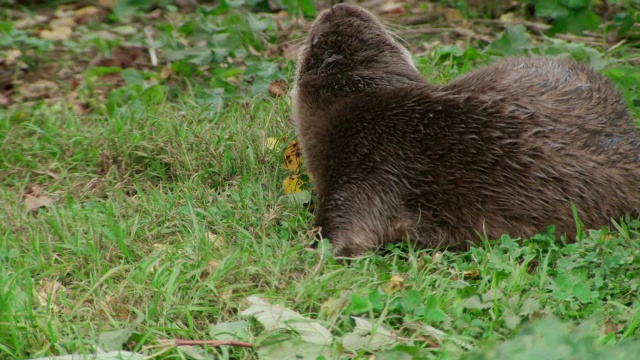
[283,174,304,194]
[384,275,405,293]
[283,140,303,172]
[40,27,73,41]
[267,137,280,150]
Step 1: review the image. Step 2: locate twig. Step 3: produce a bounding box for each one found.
[470,18,608,47]
[145,26,158,67]
[172,339,254,348]
[607,39,627,54]
[148,339,254,352]
[402,26,493,43]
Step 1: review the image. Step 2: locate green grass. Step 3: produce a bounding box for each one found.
[2,3,640,359]
[3,76,640,359]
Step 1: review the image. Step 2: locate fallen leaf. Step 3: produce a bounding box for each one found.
[74,6,105,24]
[342,317,399,352]
[19,80,60,100]
[267,137,281,150]
[0,92,12,107]
[98,0,117,9]
[111,25,138,36]
[443,8,466,27]
[604,318,622,335]
[200,260,219,280]
[24,193,55,213]
[28,351,145,360]
[144,9,164,19]
[205,232,224,251]
[98,328,133,352]
[283,140,303,172]
[50,17,76,29]
[379,3,407,15]
[384,275,405,293]
[461,269,480,279]
[320,296,349,317]
[14,15,48,30]
[37,279,65,307]
[284,174,304,194]
[40,27,73,41]
[96,46,147,68]
[209,320,250,341]
[178,346,206,360]
[268,79,289,97]
[241,295,333,346]
[257,340,331,360]
[499,12,516,23]
[159,65,173,79]
[4,49,22,65]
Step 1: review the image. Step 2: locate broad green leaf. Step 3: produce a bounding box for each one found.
[241,296,332,345]
[97,328,133,352]
[257,340,331,360]
[342,317,399,352]
[485,25,535,56]
[572,283,593,303]
[28,351,144,360]
[209,320,250,341]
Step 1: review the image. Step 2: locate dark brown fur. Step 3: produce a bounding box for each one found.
[291,4,640,256]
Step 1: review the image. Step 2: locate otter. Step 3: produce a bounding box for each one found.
[291,3,640,257]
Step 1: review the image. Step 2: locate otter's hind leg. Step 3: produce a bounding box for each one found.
[313,184,403,257]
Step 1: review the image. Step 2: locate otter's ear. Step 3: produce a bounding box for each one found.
[319,54,346,72]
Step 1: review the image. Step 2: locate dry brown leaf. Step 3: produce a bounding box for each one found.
[448,268,480,281]
[99,0,117,9]
[268,79,289,97]
[200,259,220,280]
[4,49,22,65]
[248,45,262,57]
[205,232,224,251]
[40,26,73,41]
[19,80,60,100]
[160,65,173,79]
[96,46,147,68]
[24,193,55,213]
[37,279,65,307]
[74,6,105,24]
[50,17,76,29]
[33,169,60,180]
[443,8,467,27]
[604,318,622,335]
[144,8,164,20]
[0,92,12,107]
[320,296,349,317]
[379,3,407,15]
[14,15,48,30]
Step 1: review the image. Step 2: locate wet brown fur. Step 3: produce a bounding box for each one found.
[291,4,640,256]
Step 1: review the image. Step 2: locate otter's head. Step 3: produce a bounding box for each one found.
[293,4,421,96]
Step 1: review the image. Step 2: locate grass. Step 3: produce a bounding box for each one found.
[2,2,640,360]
